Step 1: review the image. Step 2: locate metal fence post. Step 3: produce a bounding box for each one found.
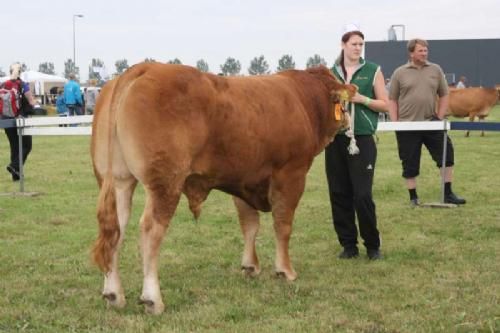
[440,119,448,203]
[17,117,25,193]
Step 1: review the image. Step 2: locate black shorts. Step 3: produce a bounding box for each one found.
[395,130,454,178]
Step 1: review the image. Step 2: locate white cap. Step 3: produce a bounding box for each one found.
[342,22,361,36]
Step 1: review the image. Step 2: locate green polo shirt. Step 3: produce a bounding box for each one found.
[389,61,448,121]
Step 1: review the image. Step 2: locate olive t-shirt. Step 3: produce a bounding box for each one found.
[389,61,448,121]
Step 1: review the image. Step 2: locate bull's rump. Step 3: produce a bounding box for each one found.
[115,64,321,180]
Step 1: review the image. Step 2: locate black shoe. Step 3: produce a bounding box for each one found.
[444,193,466,205]
[6,165,20,182]
[367,249,383,260]
[338,247,359,259]
[410,198,420,207]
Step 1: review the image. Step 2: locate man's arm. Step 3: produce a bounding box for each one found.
[437,95,449,120]
[388,99,399,121]
[24,90,36,107]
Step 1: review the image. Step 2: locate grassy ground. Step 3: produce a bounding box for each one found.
[1,108,499,332]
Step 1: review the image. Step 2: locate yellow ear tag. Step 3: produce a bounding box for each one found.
[339,90,350,102]
[334,104,342,120]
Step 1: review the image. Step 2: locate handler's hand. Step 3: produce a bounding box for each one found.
[351,92,365,104]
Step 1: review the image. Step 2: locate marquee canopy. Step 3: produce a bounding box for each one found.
[0,71,67,95]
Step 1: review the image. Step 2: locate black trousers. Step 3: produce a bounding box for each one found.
[325,135,380,250]
[4,126,32,172]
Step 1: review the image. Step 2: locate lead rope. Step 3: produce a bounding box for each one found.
[345,102,359,155]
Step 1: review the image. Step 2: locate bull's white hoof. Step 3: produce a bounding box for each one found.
[241,265,261,278]
[139,297,165,315]
[103,292,126,309]
[275,269,297,281]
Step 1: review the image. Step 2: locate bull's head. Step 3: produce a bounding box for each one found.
[330,83,357,130]
[304,65,358,130]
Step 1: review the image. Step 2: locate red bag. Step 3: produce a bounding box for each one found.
[0,80,21,117]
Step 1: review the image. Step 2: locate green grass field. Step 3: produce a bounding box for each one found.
[1,109,499,332]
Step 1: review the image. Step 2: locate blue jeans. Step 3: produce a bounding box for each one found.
[67,104,83,116]
[66,105,83,126]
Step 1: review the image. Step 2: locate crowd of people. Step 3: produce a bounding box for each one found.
[56,74,100,117]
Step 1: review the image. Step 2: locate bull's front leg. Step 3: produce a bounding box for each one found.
[233,196,261,277]
[269,169,307,281]
[272,202,297,281]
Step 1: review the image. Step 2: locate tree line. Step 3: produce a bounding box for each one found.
[0,54,329,85]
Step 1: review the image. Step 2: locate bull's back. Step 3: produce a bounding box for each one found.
[114,65,322,180]
[449,88,498,117]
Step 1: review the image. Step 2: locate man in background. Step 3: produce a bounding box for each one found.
[63,73,83,116]
[388,38,466,206]
[456,76,467,89]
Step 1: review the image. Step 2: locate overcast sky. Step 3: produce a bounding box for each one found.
[2,0,499,80]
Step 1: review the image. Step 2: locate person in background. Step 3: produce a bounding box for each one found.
[325,24,388,260]
[385,78,391,93]
[56,89,67,115]
[63,73,83,116]
[388,38,466,206]
[56,89,68,127]
[84,87,98,115]
[456,76,467,89]
[2,63,36,181]
[379,78,391,121]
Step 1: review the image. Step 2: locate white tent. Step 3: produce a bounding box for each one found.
[21,71,67,83]
[0,71,67,96]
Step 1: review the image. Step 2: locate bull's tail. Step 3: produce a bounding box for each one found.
[92,177,120,272]
[90,64,152,272]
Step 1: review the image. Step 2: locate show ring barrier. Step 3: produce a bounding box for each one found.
[1,116,500,204]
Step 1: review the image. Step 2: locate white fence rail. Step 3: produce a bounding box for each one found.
[3,115,497,203]
[13,117,450,136]
[18,115,93,135]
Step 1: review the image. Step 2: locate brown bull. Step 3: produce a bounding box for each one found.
[91,63,356,314]
[447,87,499,136]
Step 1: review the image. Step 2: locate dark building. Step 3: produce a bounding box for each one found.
[365,39,500,88]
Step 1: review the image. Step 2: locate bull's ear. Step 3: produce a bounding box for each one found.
[330,84,358,102]
[329,91,340,104]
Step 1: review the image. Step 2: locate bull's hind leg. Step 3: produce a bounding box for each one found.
[233,196,261,277]
[270,168,308,281]
[101,176,137,309]
[466,114,476,137]
[139,180,183,315]
[479,116,486,136]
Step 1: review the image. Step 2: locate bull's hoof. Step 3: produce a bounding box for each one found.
[275,270,297,281]
[241,265,260,277]
[139,297,164,315]
[102,292,126,309]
